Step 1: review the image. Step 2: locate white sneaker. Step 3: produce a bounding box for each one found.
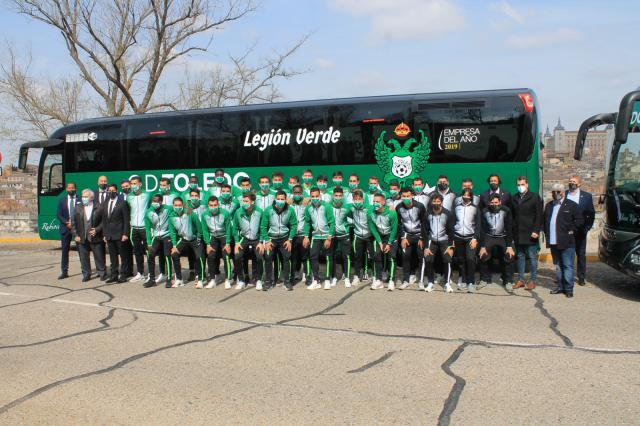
[352,276,361,286]
[387,280,395,291]
[235,280,246,290]
[143,275,152,285]
[331,278,337,287]
[224,279,232,289]
[307,280,321,290]
[178,280,185,287]
[156,273,166,283]
[256,280,263,291]
[370,279,384,290]
[444,283,453,293]
[171,279,183,288]
[418,281,425,290]
[195,280,203,289]
[344,278,352,288]
[129,272,144,282]
[324,280,331,290]
[205,279,216,289]
[425,282,434,292]
[399,281,410,290]
[409,274,416,284]
[434,274,442,285]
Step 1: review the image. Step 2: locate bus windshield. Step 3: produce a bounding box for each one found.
[608,101,640,231]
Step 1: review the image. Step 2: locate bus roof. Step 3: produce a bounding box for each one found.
[69,88,535,126]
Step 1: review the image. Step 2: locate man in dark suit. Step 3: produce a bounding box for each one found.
[93,175,109,268]
[72,189,106,282]
[56,182,81,279]
[479,174,513,211]
[511,176,543,290]
[102,184,130,283]
[566,175,596,286]
[94,175,109,206]
[544,184,584,298]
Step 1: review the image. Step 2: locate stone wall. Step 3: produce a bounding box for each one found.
[0,166,38,233]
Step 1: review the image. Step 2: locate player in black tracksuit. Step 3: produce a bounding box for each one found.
[423,193,456,292]
[478,193,515,292]
[396,187,428,289]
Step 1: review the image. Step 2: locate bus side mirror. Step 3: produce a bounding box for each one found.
[598,194,605,204]
[18,147,28,170]
[615,90,640,144]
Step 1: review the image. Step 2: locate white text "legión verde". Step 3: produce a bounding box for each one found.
[243,127,342,152]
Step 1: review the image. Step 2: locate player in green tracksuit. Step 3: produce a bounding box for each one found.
[200,195,233,289]
[269,171,288,196]
[144,194,173,288]
[185,188,207,282]
[330,186,354,288]
[260,190,298,291]
[368,193,399,291]
[365,176,388,206]
[168,197,204,288]
[158,177,181,207]
[232,192,263,289]
[126,175,151,282]
[256,176,275,211]
[350,189,373,285]
[289,185,309,285]
[302,187,335,290]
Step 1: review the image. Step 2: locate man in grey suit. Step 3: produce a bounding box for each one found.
[73,189,106,282]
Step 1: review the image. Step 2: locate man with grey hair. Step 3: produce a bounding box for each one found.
[72,189,106,282]
[544,183,583,298]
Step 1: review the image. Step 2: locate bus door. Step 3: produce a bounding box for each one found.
[37,147,65,239]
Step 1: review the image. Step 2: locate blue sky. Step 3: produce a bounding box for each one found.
[0,0,637,149]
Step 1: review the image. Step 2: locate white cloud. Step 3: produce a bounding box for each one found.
[490,0,525,24]
[329,0,465,43]
[314,57,336,69]
[505,28,582,49]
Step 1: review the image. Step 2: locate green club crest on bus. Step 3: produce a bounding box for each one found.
[374,122,430,184]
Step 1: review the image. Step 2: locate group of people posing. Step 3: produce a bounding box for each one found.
[56,169,595,298]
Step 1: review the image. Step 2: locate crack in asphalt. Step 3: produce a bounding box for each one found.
[0,308,138,350]
[0,324,262,415]
[347,351,396,373]
[0,281,369,414]
[438,342,470,426]
[531,290,574,347]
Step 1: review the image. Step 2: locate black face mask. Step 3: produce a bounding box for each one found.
[490,205,501,213]
[437,183,448,191]
[109,192,118,200]
[432,204,442,212]
[568,183,578,191]
[489,183,499,191]
[67,190,76,197]
[122,187,131,194]
[462,197,472,205]
[99,183,107,190]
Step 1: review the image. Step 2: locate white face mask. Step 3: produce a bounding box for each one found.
[517,185,527,194]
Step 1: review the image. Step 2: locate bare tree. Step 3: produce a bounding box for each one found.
[177,36,309,109]
[0,46,86,139]
[8,0,258,116]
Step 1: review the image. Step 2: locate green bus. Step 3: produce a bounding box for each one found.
[575,90,640,280]
[18,88,541,240]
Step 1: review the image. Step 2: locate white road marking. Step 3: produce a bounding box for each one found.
[51,299,102,307]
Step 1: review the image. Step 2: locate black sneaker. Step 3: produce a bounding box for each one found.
[284,283,293,291]
[144,279,156,288]
[58,272,69,280]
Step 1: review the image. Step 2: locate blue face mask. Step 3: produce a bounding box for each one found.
[275,199,286,208]
[81,197,90,206]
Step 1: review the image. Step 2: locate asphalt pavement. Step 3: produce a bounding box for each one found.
[0,241,638,425]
